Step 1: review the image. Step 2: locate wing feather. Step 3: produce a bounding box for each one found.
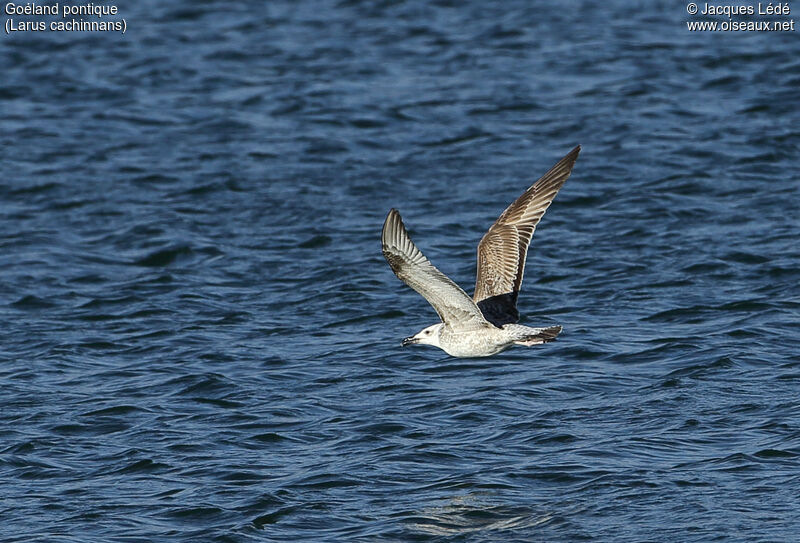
[382,209,489,330]
[474,146,580,324]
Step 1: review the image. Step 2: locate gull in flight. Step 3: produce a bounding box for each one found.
[381,146,580,358]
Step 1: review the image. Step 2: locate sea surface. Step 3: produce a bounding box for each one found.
[1,1,799,541]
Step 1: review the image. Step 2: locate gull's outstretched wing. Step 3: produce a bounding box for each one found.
[474,145,580,326]
[382,209,490,331]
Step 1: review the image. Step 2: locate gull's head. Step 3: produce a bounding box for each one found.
[402,323,443,347]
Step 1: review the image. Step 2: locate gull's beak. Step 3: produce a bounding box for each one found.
[402,336,419,347]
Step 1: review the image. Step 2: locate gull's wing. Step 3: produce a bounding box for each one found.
[382,209,490,330]
[474,145,580,326]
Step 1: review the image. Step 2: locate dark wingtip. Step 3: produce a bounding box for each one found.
[564,145,581,166]
[382,209,399,245]
[382,208,408,262]
[384,208,402,233]
[556,146,581,172]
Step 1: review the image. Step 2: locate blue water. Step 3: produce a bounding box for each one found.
[2,1,799,541]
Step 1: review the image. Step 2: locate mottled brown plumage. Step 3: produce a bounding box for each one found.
[474,145,580,326]
[382,208,490,331]
[380,146,580,357]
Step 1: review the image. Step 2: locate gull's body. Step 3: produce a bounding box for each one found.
[381,146,580,358]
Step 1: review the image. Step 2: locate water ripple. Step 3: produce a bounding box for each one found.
[1,1,798,541]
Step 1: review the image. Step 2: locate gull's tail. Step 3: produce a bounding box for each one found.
[513,325,562,347]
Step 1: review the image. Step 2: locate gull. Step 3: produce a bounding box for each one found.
[381,146,580,358]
